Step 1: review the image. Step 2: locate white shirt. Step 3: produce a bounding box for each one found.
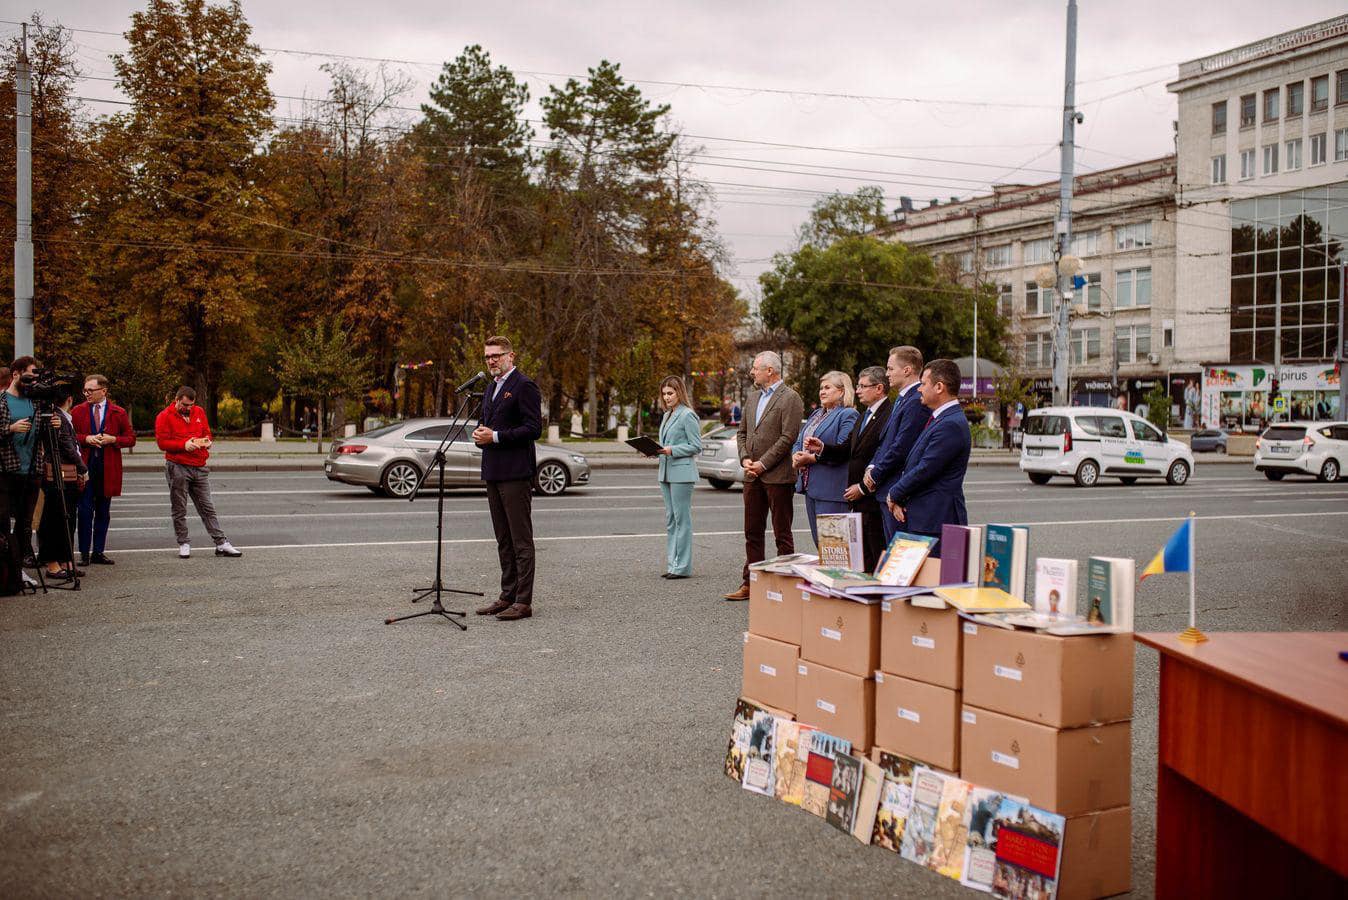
[865,381,918,476]
[929,399,961,420]
[859,396,885,433]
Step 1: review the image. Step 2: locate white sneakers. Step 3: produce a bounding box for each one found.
[215,542,243,558]
[179,543,191,559]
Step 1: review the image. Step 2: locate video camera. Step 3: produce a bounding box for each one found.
[17,367,80,406]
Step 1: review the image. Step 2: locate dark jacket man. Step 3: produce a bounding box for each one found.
[817,392,892,571]
[887,360,971,553]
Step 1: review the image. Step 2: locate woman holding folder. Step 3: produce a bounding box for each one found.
[654,376,702,579]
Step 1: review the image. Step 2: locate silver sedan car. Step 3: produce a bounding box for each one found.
[696,424,744,490]
[324,418,591,497]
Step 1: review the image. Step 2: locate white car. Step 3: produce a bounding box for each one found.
[695,424,744,490]
[1019,406,1195,487]
[1254,421,1347,482]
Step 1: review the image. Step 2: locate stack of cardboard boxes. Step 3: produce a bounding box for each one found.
[874,599,963,772]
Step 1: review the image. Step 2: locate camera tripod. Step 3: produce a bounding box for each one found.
[26,401,81,593]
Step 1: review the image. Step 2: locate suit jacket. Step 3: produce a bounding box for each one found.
[657,405,702,484]
[818,397,893,512]
[71,401,136,497]
[888,407,971,536]
[867,386,930,502]
[478,369,542,482]
[736,382,804,485]
[792,406,858,500]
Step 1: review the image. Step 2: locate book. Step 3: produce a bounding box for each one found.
[988,796,1066,900]
[910,593,950,610]
[777,722,816,806]
[724,697,769,782]
[965,524,985,585]
[899,766,947,866]
[1033,557,1078,618]
[929,777,973,880]
[965,611,1068,631]
[934,586,1031,614]
[771,720,810,802]
[872,750,920,851]
[624,435,664,456]
[875,531,938,586]
[1048,556,1135,635]
[816,512,864,569]
[983,524,1028,599]
[749,552,818,574]
[850,758,885,844]
[740,710,778,796]
[961,787,1015,893]
[802,566,881,592]
[940,524,971,585]
[825,753,863,834]
[801,730,852,818]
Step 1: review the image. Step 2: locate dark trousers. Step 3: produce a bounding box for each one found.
[855,504,887,573]
[37,482,80,565]
[0,473,40,569]
[486,478,535,606]
[741,478,795,584]
[78,464,112,556]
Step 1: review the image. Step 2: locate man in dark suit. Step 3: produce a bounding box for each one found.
[804,365,892,571]
[471,336,542,622]
[863,346,930,543]
[886,358,971,556]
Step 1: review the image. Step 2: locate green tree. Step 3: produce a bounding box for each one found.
[417,44,532,183]
[276,319,372,451]
[1144,380,1171,432]
[795,185,889,248]
[89,315,176,428]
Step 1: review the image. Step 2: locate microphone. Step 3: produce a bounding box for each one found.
[454,371,487,393]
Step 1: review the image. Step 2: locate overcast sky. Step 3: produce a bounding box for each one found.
[10,1,1346,300]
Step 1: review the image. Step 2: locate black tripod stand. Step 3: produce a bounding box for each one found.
[384,383,486,630]
[29,404,81,593]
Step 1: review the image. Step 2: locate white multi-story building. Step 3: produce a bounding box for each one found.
[1169,15,1348,427]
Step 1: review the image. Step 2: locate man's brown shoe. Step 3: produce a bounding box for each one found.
[723,584,750,601]
[476,599,512,616]
[496,603,533,621]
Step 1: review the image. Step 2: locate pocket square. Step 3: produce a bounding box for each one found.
[503,392,512,400]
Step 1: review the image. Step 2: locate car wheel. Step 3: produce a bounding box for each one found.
[533,461,568,496]
[1027,473,1051,485]
[1166,460,1190,486]
[1320,458,1341,483]
[1073,460,1100,487]
[380,461,421,498]
[1119,477,1138,485]
[1264,470,1285,481]
[708,478,733,490]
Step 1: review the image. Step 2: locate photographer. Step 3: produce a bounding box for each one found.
[0,357,49,589]
[37,385,88,580]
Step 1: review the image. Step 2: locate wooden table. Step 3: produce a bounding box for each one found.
[1136,632,1348,899]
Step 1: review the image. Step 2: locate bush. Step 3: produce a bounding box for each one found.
[216,392,246,431]
[970,423,1003,449]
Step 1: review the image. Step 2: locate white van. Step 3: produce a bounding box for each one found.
[1019,406,1195,487]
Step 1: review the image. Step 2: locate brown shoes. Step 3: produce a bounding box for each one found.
[723,584,750,601]
[496,603,532,621]
[476,599,512,616]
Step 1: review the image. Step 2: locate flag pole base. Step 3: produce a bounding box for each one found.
[1177,626,1209,645]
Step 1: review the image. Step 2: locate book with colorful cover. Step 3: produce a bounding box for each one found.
[935,586,1031,614]
[772,720,814,804]
[801,730,852,817]
[850,758,885,844]
[1047,556,1134,635]
[965,525,985,585]
[825,753,863,834]
[988,796,1066,900]
[740,710,778,796]
[749,552,818,574]
[1033,557,1078,618]
[982,524,1028,599]
[724,697,769,782]
[875,531,939,586]
[872,750,920,851]
[929,777,973,880]
[960,787,1015,893]
[816,512,864,570]
[899,766,947,865]
[940,524,971,585]
[802,566,882,592]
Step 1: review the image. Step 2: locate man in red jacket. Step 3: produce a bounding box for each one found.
[154,386,242,559]
[72,373,137,565]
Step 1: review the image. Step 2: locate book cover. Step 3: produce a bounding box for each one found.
[803,566,881,591]
[740,710,778,796]
[750,552,819,574]
[940,524,970,585]
[816,512,864,570]
[989,796,1066,900]
[825,753,863,834]
[935,586,1030,614]
[982,525,1015,594]
[778,722,816,806]
[875,532,938,586]
[899,766,947,866]
[965,525,985,585]
[960,788,1014,893]
[801,730,852,817]
[872,750,920,851]
[1033,558,1078,618]
[1085,556,1114,626]
[724,697,768,782]
[929,777,973,880]
[851,758,885,844]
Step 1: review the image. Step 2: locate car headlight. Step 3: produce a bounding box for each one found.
[571,455,587,463]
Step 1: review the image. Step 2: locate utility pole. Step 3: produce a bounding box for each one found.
[1051,0,1080,407]
[1337,266,1346,418]
[14,23,34,358]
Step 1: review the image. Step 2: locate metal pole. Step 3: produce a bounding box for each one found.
[1052,0,1078,407]
[1337,265,1346,418]
[14,23,34,358]
[1273,275,1281,423]
[972,291,978,401]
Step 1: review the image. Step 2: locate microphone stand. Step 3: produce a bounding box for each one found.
[383,384,486,630]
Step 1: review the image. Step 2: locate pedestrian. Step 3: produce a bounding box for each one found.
[863,346,930,542]
[471,336,542,622]
[724,351,803,602]
[654,375,702,579]
[37,385,87,580]
[886,359,972,555]
[0,357,49,586]
[805,365,892,571]
[154,386,243,559]
[72,374,136,565]
[790,371,858,545]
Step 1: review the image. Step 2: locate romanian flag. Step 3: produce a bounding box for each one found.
[1140,519,1193,581]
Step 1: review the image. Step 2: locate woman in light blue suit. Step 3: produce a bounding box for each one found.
[655,375,702,579]
[791,371,859,546]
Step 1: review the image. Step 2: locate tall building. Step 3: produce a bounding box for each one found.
[1169,15,1348,428]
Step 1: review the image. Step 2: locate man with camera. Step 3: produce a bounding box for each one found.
[72,374,136,566]
[154,386,242,558]
[0,357,50,589]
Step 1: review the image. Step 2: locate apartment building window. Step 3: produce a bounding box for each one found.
[1115,325,1152,365]
[1311,74,1329,112]
[952,250,973,274]
[1285,139,1302,171]
[1211,154,1226,184]
[1070,328,1101,365]
[1116,268,1152,308]
[1024,282,1054,317]
[1263,88,1279,122]
[1239,93,1256,127]
[1114,222,1152,250]
[1070,230,1099,257]
[1082,273,1102,311]
[984,244,1012,268]
[1311,133,1327,166]
[1263,143,1278,175]
[1023,237,1055,265]
[1286,81,1304,117]
[997,283,1012,317]
[1024,333,1051,368]
[1336,128,1348,162]
[1162,319,1175,350]
[1239,148,1256,180]
[1338,70,1348,105]
[1211,100,1227,134]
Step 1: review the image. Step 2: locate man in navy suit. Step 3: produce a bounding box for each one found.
[471,336,543,621]
[862,346,929,543]
[885,358,970,556]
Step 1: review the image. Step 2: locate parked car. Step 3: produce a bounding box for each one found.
[1253,421,1347,482]
[1019,406,1195,487]
[324,418,591,497]
[1189,428,1233,453]
[696,424,743,490]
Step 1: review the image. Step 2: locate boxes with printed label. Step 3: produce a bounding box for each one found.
[872,671,960,771]
[800,593,881,678]
[961,623,1133,728]
[795,660,875,752]
[1059,806,1132,900]
[748,570,803,645]
[740,632,798,714]
[879,600,962,690]
[959,705,1131,816]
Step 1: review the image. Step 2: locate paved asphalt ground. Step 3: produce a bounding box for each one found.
[2,464,1346,897]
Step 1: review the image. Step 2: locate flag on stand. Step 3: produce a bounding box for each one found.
[1140,519,1193,581]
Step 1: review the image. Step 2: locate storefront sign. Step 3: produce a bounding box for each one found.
[1200,362,1341,428]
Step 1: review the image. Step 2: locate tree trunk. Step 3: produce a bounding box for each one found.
[317,396,326,454]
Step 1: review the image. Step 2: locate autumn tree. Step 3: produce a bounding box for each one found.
[276,319,372,451]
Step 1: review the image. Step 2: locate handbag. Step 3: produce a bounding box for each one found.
[44,461,80,482]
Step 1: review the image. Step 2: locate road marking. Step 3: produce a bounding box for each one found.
[105,503,746,524]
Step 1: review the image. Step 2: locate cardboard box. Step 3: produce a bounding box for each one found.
[880,601,962,689]
[748,570,803,645]
[961,624,1133,728]
[1059,806,1131,900]
[795,660,875,752]
[911,556,942,587]
[873,671,961,771]
[741,632,799,714]
[960,705,1130,816]
[800,593,881,678]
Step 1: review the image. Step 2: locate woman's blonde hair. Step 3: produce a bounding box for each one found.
[659,375,691,409]
[820,370,855,408]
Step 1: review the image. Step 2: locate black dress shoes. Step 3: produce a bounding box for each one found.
[90,553,115,565]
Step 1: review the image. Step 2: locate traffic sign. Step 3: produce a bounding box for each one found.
[1272,396,1288,414]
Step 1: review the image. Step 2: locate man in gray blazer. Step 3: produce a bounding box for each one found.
[725,351,804,601]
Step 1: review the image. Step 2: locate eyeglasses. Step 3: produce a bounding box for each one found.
[858,382,881,390]
[484,352,507,362]
[83,387,105,394]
